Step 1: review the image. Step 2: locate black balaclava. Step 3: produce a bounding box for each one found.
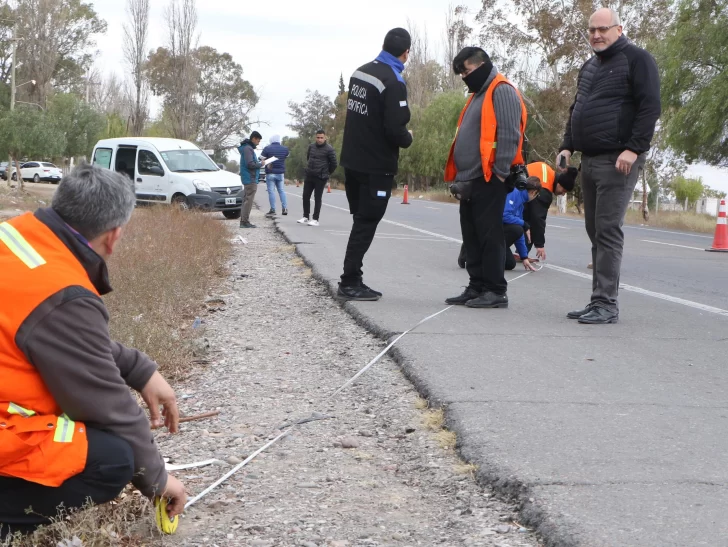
[462,56,494,94]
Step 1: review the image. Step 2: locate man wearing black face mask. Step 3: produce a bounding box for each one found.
[444,47,527,309]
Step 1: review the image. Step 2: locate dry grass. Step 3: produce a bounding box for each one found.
[104,207,232,380]
[624,209,717,234]
[391,186,459,204]
[2,488,154,547]
[0,185,48,215]
[453,462,478,477]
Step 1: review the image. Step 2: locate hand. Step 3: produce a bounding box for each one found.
[556,150,572,172]
[408,130,414,139]
[523,258,537,271]
[141,371,179,433]
[525,229,531,244]
[162,475,187,518]
[616,150,638,175]
[536,247,547,261]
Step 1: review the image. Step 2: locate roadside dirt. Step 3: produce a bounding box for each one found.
[156,207,541,547]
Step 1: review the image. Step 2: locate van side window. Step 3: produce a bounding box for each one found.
[93,148,112,169]
[138,150,164,176]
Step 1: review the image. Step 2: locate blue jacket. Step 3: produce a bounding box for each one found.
[503,188,530,259]
[238,139,261,185]
[261,142,290,175]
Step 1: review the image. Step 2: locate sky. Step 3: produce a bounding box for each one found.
[90,0,728,195]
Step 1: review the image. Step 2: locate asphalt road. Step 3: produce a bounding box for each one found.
[258,187,728,547]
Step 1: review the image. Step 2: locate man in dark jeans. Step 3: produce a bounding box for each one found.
[297,129,337,227]
[444,47,527,309]
[557,7,660,324]
[337,28,414,301]
[238,131,263,229]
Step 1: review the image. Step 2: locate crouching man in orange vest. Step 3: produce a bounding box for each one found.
[444,46,528,308]
[0,164,186,538]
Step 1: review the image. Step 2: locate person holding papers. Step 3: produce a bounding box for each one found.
[238,131,264,229]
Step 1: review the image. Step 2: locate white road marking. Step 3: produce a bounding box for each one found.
[641,239,705,251]
[547,225,571,230]
[288,191,727,317]
[545,264,728,317]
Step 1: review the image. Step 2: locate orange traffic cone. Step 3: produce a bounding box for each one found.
[706,199,728,252]
[327,182,331,193]
[401,185,410,205]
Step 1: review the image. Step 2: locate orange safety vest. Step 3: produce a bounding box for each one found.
[527,161,556,193]
[0,212,92,486]
[444,73,528,183]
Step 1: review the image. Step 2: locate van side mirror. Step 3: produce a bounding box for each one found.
[150,165,164,176]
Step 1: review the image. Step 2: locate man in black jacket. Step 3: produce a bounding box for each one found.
[557,8,660,324]
[297,129,337,227]
[336,28,413,301]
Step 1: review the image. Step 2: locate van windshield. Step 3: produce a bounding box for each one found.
[160,149,219,173]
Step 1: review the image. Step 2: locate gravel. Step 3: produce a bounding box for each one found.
[157,206,541,546]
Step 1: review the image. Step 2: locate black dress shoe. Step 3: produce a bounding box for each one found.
[567,304,594,319]
[445,287,481,305]
[337,284,380,301]
[465,291,508,309]
[578,307,618,324]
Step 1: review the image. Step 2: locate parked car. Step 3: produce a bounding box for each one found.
[10,161,63,183]
[91,138,244,219]
[0,162,7,180]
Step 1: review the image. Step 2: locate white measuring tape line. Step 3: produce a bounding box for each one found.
[184,272,535,509]
[185,305,454,509]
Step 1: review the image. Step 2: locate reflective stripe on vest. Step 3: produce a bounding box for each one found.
[0,222,47,269]
[54,414,75,443]
[542,163,548,185]
[7,402,36,417]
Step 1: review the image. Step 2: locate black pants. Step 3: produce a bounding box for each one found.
[460,177,508,295]
[0,428,134,538]
[503,223,525,271]
[303,176,327,220]
[341,168,393,286]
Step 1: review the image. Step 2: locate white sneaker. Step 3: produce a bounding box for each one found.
[297,217,309,224]
[308,219,320,226]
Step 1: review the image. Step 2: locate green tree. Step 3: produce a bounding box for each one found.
[703,186,727,199]
[659,0,728,167]
[671,175,704,206]
[47,93,106,158]
[287,90,335,139]
[399,91,467,190]
[338,73,346,96]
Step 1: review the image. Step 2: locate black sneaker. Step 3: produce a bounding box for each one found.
[266,209,276,216]
[445,287,481,305]
[239,221,257,229]
[282,208,288,216]
[361,283,382,297]
[337,284,380,301]
[465,291,508,308]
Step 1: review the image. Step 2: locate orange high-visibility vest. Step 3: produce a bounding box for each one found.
[0,212,92,486]
[527,161,556,193]
[444,73,528,183]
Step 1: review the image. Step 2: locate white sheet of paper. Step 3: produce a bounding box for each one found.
[263,156,278,166]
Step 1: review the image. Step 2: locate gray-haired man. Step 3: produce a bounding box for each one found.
[0,164,186,538]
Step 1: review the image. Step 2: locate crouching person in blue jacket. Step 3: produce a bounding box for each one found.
[503,176,542,271]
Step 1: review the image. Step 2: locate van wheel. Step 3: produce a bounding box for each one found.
[172,195,190,211]
[222,210,241,220]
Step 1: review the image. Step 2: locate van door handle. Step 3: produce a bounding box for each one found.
[136,178,142,182]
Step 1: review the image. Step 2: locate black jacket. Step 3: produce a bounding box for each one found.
[340,59,413,175]
[560,36,661,157]
[523,189,553,249]
[306,142,337,180]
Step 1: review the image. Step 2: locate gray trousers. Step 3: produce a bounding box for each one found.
[241,183,258,222]
[581,152,645,313]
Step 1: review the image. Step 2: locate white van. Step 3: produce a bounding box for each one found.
[90,138,243,219]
